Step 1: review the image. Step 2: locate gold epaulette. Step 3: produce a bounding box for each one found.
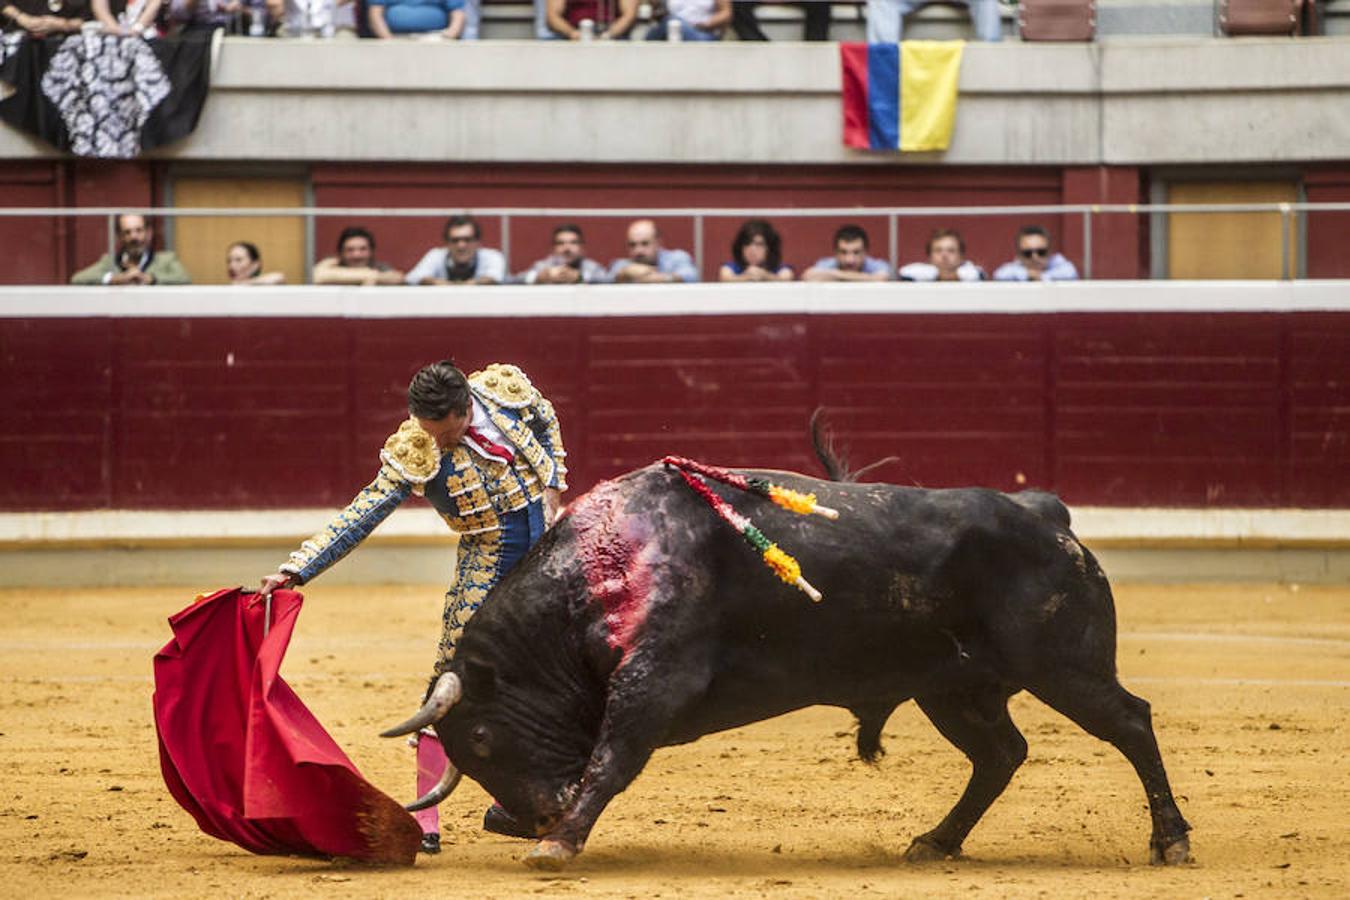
[470,363,538,409]
[379,419,442,491]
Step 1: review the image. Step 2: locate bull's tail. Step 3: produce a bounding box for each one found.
[811,408,899,484]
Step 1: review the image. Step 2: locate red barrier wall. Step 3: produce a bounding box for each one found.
[3,310,1347,511]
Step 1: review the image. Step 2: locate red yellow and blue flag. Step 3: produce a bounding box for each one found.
[841,41,965,152]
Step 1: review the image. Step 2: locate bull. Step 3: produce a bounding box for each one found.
[382,440,1192,871]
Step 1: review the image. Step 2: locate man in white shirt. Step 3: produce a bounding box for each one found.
[406,215,507,286]
[899,228,987,282]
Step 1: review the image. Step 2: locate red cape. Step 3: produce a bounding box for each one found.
[152,587,421,865]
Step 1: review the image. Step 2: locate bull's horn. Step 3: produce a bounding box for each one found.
[379,672,463,738]
[405,762,462,812]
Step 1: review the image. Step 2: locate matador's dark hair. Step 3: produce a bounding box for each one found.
[407,360,471,420]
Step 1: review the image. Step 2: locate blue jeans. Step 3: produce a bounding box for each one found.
[646,16,722,41]
[865,0,1003,43]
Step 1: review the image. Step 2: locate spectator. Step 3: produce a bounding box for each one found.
[898,228,986,282]
[608,219,699,284]
[1,0,88,36]
[802,224,892,282]
[166,0,241,32]
[866,0,1001,44]
[226,241,286,285]
[407,215,507,285]
[646,0,729,40]
[91,0,163,35]
[367,0,464,38]
[521,223,610,284]
[70,214,191,285]
[313,226,405,285]
[271,0,358,36]
[731,1,829,42]
[544,0,637,39]
[719,218,793,282]
[993,225,1079,282]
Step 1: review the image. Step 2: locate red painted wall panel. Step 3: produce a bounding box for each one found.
[0,318,114,506]
[0,163,63,285]
[1304,168,1350,279]
[1053,314,1286,506]
[6,309,1346,512]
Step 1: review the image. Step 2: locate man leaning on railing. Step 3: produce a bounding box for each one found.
[70,214,192,286]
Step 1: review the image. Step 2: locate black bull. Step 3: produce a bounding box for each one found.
[384,463,1192,870]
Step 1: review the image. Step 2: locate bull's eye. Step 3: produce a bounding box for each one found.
[469,724,492,759]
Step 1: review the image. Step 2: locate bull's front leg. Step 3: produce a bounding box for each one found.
[524,728,656,870]
[523,671,687,870]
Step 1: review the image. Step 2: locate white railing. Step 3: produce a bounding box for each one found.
[4,202,1349,280]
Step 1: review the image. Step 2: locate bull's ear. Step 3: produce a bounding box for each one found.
[464,659,498,701]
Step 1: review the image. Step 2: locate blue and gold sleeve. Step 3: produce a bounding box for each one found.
[280,466,412,585]
[279,419,442,584]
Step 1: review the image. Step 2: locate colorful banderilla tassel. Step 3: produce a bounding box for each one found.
[667,462,824,602]
[661,456,839,520]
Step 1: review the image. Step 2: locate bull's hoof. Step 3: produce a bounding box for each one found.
[903,835,956,863]
[1149,836,1192,866]
[523,839,577,871]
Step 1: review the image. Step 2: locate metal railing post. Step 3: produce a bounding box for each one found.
[500,214,511,274]
[106,213,117,263]
[693,214,704,278]
[1083,208,1093,280]
[1279,203,1291,281]
[888,214,898,273]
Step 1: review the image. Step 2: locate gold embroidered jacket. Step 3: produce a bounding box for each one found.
[280,364,567,585]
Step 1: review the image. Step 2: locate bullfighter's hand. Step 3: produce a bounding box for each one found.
[259,570,292,597]
[543,488,564,526]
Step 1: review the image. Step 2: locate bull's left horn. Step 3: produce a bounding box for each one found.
[406,762,461,812]
[379,672,463,738]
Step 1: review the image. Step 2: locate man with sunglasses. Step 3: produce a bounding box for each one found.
[407,215,507,286]
[993,225,1079,282]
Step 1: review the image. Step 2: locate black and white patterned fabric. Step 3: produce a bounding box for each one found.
[0,31,23,68]
[40,32,169,158]
[0,27,214,158]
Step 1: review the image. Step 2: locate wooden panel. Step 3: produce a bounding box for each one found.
[1304,169,1350,279]
[173,177,307,286]
[1286,315,1350,506]
[0,319,114,509]
[0,164,63,285]
[110,319,350,508]
[817,316,1049,491]
[581,316,815,477]
[1167,181,1298,280]
[1054,313,1284,505]
[3,310,1348,511]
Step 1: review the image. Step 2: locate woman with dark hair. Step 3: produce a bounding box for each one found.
[719,218,794,282]
[226,241,286,285]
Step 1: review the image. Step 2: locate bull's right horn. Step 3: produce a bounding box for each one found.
[380,672,463,738]
[406,762,461,812]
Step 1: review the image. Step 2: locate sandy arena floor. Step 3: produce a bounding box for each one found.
[1,581,1347,898]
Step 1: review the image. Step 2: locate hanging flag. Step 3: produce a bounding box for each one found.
[841,41,965,152]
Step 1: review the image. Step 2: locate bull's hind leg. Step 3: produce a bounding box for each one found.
[906,686,1026,861]
[1027,674,1191,865]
